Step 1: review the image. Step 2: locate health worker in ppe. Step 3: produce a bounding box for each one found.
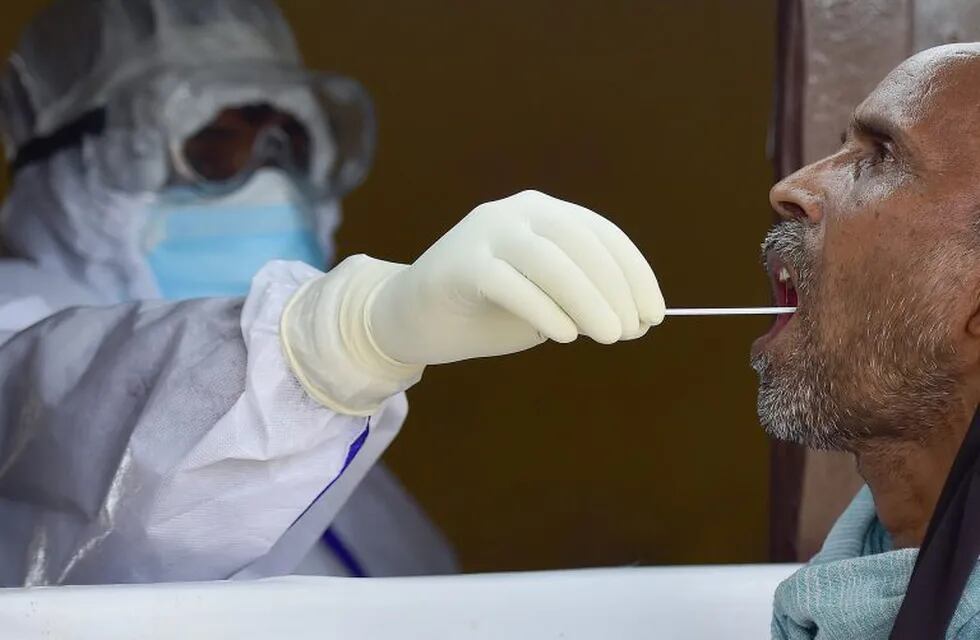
[0,0,666,586]
[0,0,455,582]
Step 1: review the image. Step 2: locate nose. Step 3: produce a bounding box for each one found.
[769,166,824,224]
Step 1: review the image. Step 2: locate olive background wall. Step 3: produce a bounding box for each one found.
[0,0,777,572]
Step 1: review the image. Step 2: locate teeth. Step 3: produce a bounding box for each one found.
[777,267,790,283]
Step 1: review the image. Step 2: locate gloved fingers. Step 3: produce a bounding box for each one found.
[621,322,652,341]
[496,234,623,344]
[482,258,578,343]
[530,214,640,336]
[573,211,666,326]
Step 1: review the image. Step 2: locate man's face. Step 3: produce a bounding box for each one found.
[752,45,980,451]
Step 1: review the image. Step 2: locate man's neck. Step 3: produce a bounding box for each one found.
[854,406,972,548]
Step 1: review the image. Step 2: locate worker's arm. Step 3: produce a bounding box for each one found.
[0,190,663,586]
[0,260,394,585]
[282,190,665,414]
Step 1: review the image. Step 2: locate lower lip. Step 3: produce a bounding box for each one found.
[769,309,795,337]
[751,311,795,356]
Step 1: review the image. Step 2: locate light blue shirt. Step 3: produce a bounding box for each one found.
[772,486,980,639]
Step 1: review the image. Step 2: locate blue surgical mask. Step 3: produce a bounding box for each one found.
[144,170,327,299]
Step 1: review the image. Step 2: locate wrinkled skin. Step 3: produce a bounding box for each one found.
[752,44,980,547]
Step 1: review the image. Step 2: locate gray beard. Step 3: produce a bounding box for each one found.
[751,222,960,452]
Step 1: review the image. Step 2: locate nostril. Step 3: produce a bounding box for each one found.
[777,200,808,220]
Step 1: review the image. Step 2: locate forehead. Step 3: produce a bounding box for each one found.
[857,45,980,156]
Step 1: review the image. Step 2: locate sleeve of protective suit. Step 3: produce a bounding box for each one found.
[0,261,402,586]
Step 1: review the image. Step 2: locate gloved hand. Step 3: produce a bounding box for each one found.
[281,190,665,415]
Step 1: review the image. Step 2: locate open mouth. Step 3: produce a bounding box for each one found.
[767,256,798,339]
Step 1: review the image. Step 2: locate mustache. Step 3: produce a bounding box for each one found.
[760,220,816,293]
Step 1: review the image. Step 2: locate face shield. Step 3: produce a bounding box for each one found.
[6,63,374,300]
[70,63,376,202]
[129,66,375,299]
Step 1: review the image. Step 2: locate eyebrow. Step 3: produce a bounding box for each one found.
[847,113,910,153]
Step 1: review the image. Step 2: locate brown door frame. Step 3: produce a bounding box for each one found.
[768,0,806,563]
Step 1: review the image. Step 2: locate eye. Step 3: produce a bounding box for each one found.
[870,139,892,163]
[852,139,895,179]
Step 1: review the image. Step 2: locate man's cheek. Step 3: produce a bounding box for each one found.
[809,269,860,348]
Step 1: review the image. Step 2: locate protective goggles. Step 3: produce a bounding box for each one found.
[12,63,376,199]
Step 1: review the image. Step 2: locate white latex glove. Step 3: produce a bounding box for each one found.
[281,190,665,415]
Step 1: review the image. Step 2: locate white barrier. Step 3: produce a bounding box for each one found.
[0,563,799,639]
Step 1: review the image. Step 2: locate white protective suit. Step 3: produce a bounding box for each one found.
[0,0,667,587]
[0,0,454,584]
